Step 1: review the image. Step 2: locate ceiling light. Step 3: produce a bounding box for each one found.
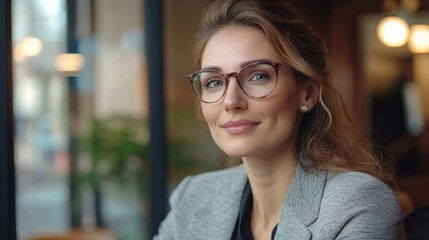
[377,16,410,47]
[408,24,429,53]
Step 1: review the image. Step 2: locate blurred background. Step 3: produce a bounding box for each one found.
[3,0,429,239]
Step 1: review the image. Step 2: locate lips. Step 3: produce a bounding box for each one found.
[221,119,260,134]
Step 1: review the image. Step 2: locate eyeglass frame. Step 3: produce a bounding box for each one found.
[187,60,283,103]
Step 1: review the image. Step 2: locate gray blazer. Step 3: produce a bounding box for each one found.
[155,163,405,239]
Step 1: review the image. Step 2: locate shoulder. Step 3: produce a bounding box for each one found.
[325,171,395,200]
[312,171,404,239]
[156,165,247,239]
[169,165,245,206]
[322,171,400,215]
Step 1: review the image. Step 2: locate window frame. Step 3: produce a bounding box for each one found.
[0,0,17,239]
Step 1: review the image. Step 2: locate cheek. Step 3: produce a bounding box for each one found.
[201,104,218,127]
[263,89,301,116]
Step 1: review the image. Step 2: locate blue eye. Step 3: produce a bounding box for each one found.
[251,73,269,81]
[204,79,224,88]
[247,72,271,83]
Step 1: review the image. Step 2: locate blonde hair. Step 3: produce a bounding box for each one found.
[193,0,396,188]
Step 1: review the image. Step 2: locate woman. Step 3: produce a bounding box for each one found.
[155,0,405,239]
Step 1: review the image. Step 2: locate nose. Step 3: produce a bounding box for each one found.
[223,76,248,112]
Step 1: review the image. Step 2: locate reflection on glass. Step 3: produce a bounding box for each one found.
[14,37,44,61]
[55,53,85,76]
[13,0,69,239]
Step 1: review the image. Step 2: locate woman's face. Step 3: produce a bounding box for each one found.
[200,25,306,159]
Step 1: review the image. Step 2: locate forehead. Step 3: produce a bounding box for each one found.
[201,25,281,70]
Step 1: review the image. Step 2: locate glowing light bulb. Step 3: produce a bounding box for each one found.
[377,16,410,47]
[14,37,43,61]
[408,24,429,54]
[55,53,85,76]
[20,37,43,57]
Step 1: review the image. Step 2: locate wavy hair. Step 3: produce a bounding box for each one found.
[192,0,396,188]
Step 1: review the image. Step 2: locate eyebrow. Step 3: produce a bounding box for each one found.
[200,58,275,72]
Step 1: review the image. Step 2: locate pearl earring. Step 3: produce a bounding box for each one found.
[300,106,309,113]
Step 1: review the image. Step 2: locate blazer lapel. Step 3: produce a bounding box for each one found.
[274,162,328,239]
[185,165,248,240]
[181,161,328,240]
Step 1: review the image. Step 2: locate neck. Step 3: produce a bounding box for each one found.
[242,151,298,236]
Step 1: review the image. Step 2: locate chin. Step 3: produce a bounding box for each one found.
[221,145,258,159]
[219,147,244,158]
[213,137,262,158]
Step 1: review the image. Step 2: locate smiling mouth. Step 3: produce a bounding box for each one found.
[221,120,259,134]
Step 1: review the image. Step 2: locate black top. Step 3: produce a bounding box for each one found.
[231,181,278,240]
[404,205,429,240]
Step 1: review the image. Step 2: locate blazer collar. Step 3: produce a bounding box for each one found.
[274,162,328,239]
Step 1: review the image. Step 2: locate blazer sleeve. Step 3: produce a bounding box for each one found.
[328,173,406,240]
[154,176,194,240]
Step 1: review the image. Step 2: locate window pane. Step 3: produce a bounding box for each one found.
[13,0,69,238]
[13,0,149,239]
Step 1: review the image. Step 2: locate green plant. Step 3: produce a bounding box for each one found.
[81,119,147,187]
[78,118,148,228]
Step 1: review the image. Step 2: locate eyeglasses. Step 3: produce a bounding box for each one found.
[187,61,282,103]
